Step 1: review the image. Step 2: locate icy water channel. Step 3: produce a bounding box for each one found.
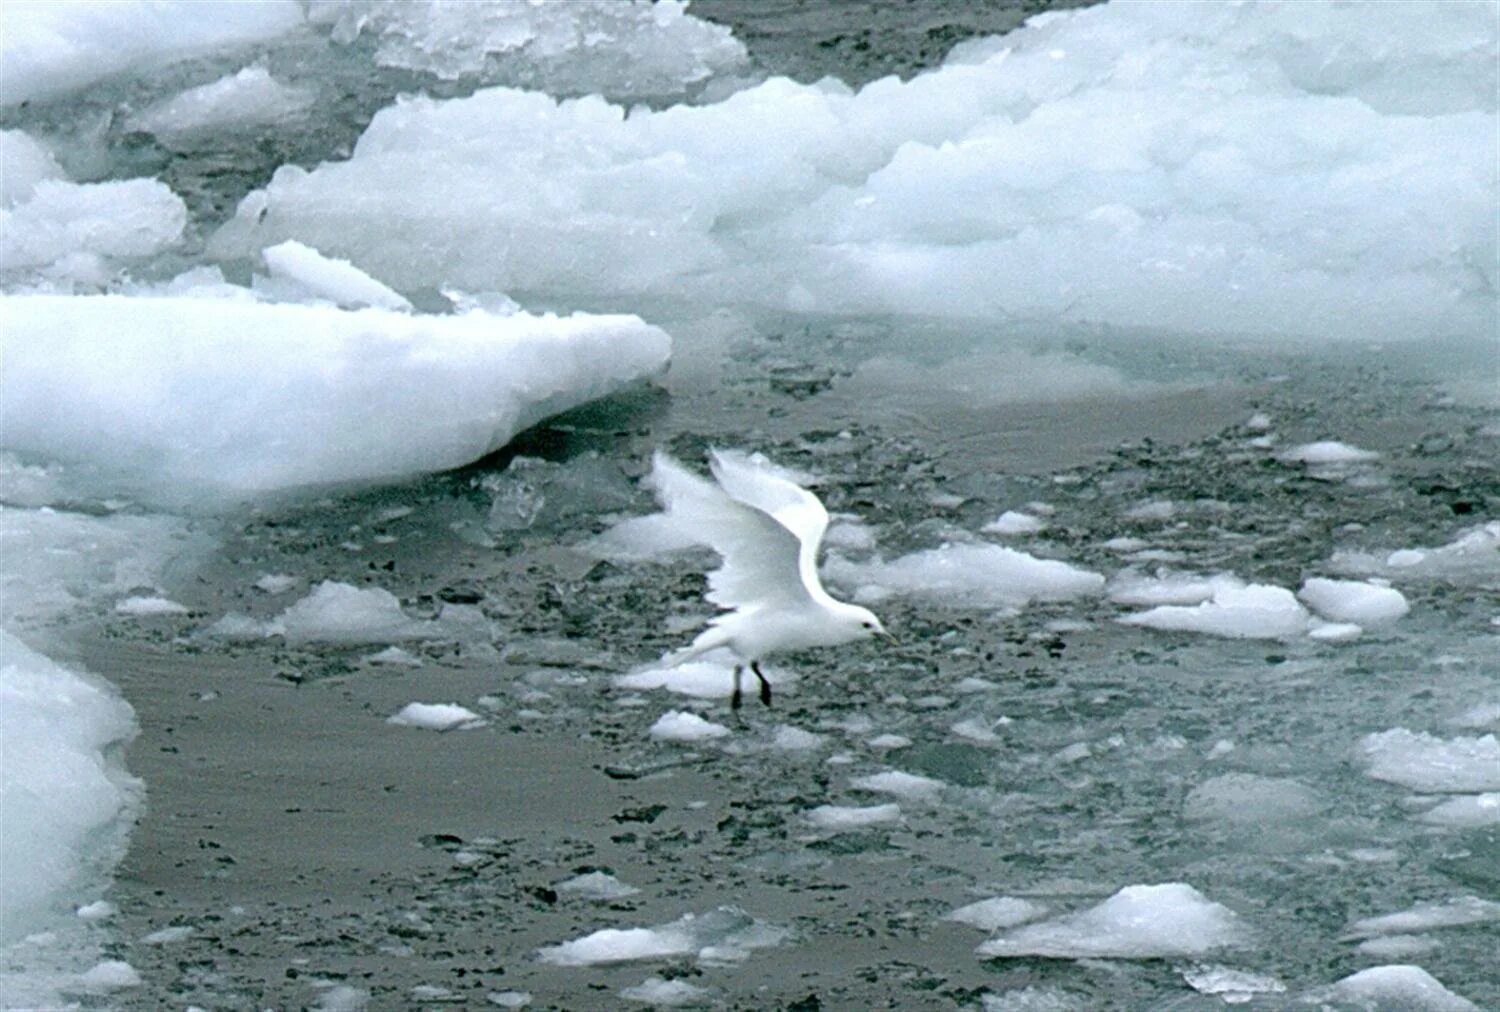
[92,321,1499,1010]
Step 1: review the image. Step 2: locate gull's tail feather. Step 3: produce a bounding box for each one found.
[660,626,732,668]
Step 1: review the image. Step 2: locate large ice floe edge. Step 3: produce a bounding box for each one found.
[210,0,1496,345]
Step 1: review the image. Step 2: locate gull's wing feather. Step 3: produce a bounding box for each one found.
[650,451,811,611]
[709,449,831,601]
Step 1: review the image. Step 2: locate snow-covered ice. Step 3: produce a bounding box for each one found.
[387,702,484,732]
[2,178,187,283]
[976,883,1243,959]
[0,130,65,207]
[825,543,1103,611]
[0,294,670,501]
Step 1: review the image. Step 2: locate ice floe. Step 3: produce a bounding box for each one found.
[259,240,411,311]
[387,702,484,731]
[0,130,65,207]
[805,803,902,831]
[1333,522,1500,584]
[1117,583,1309,639]
[1358,729,1500,793]
[848,770,944,802]
[0,293,669,502]
[620,976,712,1007]
[976,883,1243,959]
[556,872,640,902]
[982,511,1047,536]
[1347,897,1500,940]
[123,65,314,141]
[1318,965,1479,1011]
[1183,774,1322,824]
[2,178,187,284]
[825,543,1103,611]
[1180,964,1285,1001]
[277,581,437,645]
[1297,577,1409,626]
[649,711,730,743]
[1417,793,1500,828]
[945,897,1048,932]
[537,907,785,967]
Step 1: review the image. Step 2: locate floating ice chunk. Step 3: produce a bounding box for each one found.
[0,131,65,208]
[1,179,186,279]
[0,632,140,947]
[1180,964,1285,1000]
[486,992,532,1009]
[76,960,141,991]
[976,883,1244,960]
[387,702,483,731]
[981,987,1082,1011]
[649,711,729,743]
[1108,570,1243,607]
[1298,577,1409,626]
[945,897,1049,932]
[770,725,823,751]
[587,513,702,562]
[1451,701,1500,729]
[824,518,878,551]
[952,718,1005,745]
[620,976,711,1007]
[261,241,411,311]
[1118,583,1310,639]
[825,544,1103,611]
[1183,774,1322,824]
[0,1,304,106]
[140,925,194,945]
[364,646,422,668]
[0,295,669,503]
[1357,934,1439,959]
[1321,965,1478,1011]
[868,733,911,750]
[557,872,640,902]
[1347,896,1500,939]
[983,511,1047,536]
[306,0,745,98]
[1359,729,1500,793]
[313,984,372,1011]
[278,581,434,644]
[843,350,1150,411]
[114,595,189,617]
[483,453,635,533]
[537,907,783,967]
[1123,500,1177,522]
[1333,522,1500,583]
[75,901,115,922]
[124,66,313,140]
[849,770,944,802]
[1307,619,1364,643]
[617,661,743,700]
[1246,413,1273,431]
[1418,793,1500,828]
[1280,441,1380,465]
[254,574,298,594]
[805,803,902,830]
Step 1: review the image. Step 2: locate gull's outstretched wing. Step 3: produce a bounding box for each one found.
[708,449,832,604]
[650,451,812,611]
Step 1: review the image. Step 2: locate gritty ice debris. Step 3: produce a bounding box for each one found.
[1117,583,1310,639]
[1347,897,1500,939]
[805,803,902,830]
[76,959,141,991]
[983,511,1047,536]
[0,294,670,503]
[0,631,140,946]
[124,66,314,140]
[976,883,1243,960]
[1333,522,1500,583]
[1418,793,1500,828]
[1358,729,1500,793]
[306,0,745,98]
[1180,964,1285,1000]
[538,907,784,967]
[1321,965,1479,1012]
[620,976,712,1007]
[945,897,1049,932]
[213,2,1495,345]
[1,178,187,280]
[849,770,944,802]
[261,241,412,311]
[825,544,1103,611]
[1183,774,1322,824]
[1297,577,1409,626]
[278,581,434,644]
[253,573,298,594]
[0,131,65,207]
[0,1,305,106]
[114,595,189,617]
[556,872,640,902]
[1108,570,1243,607]
[649,711,730,743]
[1280,441,1381,465]
[387,702,484,731]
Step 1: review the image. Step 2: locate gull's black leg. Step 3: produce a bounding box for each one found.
[731,665,743,711]
[751,661,772,707]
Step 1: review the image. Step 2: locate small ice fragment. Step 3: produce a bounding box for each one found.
[1183,774,1321,824]
[945,897,1048,931]
[1356,935,1439,958]
[951,718,1003,744]
[538,907,781,967]
[279,581,434,643]
[1103,537,1148,552]
[114,594,189,616]
[262,240,412,311]
[1280,441,1380,465]
[1323,965,1478,1011]
[486,992,532,1008]
[125,66,313,139]
[805,803,902,830]
[825,544,1104,610]
[1181,964,1285,999]
[1359,729,1500,792]
[254,573,298,593]
[868,733,911,750]
[1123,500,1176,522]
[976,883,1243,959]
[78,960,141,991]
[1307,620,1363,642]
[1298,577,1409,626]
[557,871,641,902]
[364,646,422,667]
[1118,583,1310,639]
[76,900,116,921]
[649,711,730,743]
[387,702,483,731]
[1347,896,1500,938]
[1246,412,1272,431]
[1418,793,1500,828]
[1451,701,1500,728]
[141,925,194,944]
[1055,742,1092,764]
[619,977,711,1007]
[1109,571,1242,607]
[849,770,944,801]
[770,725,823,751]
[983,511,1046,536]
[313,984,371,1011]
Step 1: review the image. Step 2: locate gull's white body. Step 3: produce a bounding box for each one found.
[649,449,886,694]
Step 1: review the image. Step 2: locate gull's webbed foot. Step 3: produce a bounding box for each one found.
[751,661,772,707]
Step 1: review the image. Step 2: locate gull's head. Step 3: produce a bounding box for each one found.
[834,602,893,645]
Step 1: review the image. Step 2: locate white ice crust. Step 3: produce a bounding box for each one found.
[0,294,670,502]
[212,1,1496,344]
